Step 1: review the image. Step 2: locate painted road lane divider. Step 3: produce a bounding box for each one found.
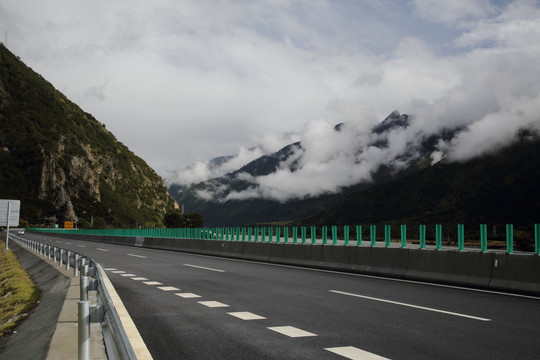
[184,263,225,272]
[330,290,491,321]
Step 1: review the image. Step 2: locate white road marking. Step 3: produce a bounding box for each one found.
[325,346,390,360]
[198,301,229,308]
[120,273,136,277]
[65,242,71,245]
[228,312,266,321]
[78,245,86,248]
[104,268,117,271]
[143,281,163,286]
[176,293,201,298]
[131,277,148,281]
[157,286,180,291]
[127,254,147,259]
[111,270,126,274]
[184,264,224,272]
[97,248,109,252]
[330,290,491,322]
[267,326,317,338]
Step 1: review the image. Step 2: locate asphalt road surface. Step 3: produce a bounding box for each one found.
[22,232,540,360]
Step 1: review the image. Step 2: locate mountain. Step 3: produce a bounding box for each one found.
[0,44,176,228]
[169,110,462,226]
[307,130,540,228]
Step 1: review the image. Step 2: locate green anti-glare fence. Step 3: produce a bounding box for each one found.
[28,224,540,254]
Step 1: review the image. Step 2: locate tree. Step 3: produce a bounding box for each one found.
[163,210,185,228]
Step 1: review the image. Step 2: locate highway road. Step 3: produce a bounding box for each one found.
[22,232,540,360]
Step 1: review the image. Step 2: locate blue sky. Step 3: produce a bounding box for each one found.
[1,1,540,194]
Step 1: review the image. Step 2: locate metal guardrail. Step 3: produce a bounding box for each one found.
[11,234,137,360]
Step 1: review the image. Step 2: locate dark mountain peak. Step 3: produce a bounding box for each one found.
[372,110,410,134]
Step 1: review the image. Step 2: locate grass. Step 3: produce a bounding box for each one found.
[0,239,40,337]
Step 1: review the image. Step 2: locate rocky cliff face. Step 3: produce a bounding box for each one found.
[0,44,176,227]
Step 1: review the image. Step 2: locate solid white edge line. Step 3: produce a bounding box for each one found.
[330,290,491,321]
[97,264,153,360]
[184,263,225,272]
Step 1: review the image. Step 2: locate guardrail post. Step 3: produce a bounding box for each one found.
[419,225,426,249]
[66,251,71,271]
[384,225,391,248]
[536,224,540,255]
[458,224,465,251]
[436,224,442,250]
[80,276,89,302]
[506,224,514,254]
[60,249,64,267]
[480,224,488,252]
[370,225,376,247]
[344,225,349,246]
[53,247,57,263]
[356,225,362,246]
[78,300,90,360]
[74,254,79,277]
[401,225,407,248]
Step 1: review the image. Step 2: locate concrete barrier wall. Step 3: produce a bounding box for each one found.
[33,232,540,296]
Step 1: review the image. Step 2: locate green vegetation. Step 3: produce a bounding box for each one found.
[163,210,204,228]
[0,240,40,337]
[0,44,176,228]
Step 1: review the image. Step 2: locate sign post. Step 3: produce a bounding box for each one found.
[1,199,21,250]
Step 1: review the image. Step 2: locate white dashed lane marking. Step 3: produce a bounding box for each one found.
[158,286,180,291]
[131,277,148,281]
[127,254,147,258]
[184,264,224,272]
[143,281,163,286]
[198,301,229,308]
[97,248,109,252]
[325,346,390,360]
[111,270,126,274]
[228,312,266,321]
[175,293,201,298]
[78,245,86,248]
[267,326,317,338]
[120,273,136,277]
[104,268,117,271]
[330,290,491,322]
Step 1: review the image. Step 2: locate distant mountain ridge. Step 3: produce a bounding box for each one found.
[168,110,473,226]
[0,44,176,227]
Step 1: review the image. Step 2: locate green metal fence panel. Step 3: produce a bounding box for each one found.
[332,226,337,245]
[458,224,465,251]
[242,227,246,242]
[356,225,362,246]
[384,225,391,248]
[436,224,442,250]
[311,226,316,245]
[262,227,266,243]
[370,225,376,247]
[419,224,426,249]
[506,224,513,254]
[400,225,406,248]
[301,227,306,245]
[536,224,540,255]
[344,225,349,246]
[480,224,488,252]
[293,227,298,244]
[254,227,259,242]
[322,226,328,245]
[284,227,289,244]
[269,227,273,244]
[276,227,281,244]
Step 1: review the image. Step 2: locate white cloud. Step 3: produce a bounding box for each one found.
[413,0,496,26]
